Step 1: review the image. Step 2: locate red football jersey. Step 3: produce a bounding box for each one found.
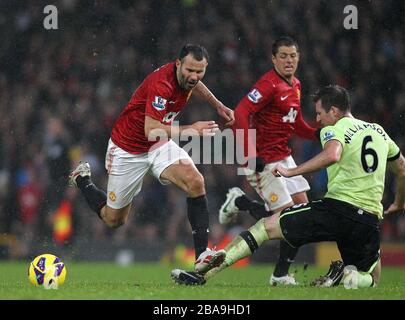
[234,69,316,163]
[111,62,192,154]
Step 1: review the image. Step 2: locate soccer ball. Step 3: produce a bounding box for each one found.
[28,253,67,289]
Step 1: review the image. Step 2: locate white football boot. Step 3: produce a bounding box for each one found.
[194,247,226,274]
[68,162,91,187]
[269,273,299,286]
[219,187,245,224]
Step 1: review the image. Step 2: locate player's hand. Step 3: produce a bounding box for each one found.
[217,104,235,127]
[384,203,405,215]
[272,164,291,177]
[191,121,219,136]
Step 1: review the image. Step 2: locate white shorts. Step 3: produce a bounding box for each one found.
[105,139,191,209]
[243,155,310,211]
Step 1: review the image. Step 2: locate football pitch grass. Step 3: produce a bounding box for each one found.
[1,261,405,300]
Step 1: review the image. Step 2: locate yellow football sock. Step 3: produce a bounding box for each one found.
[205,219,269,280]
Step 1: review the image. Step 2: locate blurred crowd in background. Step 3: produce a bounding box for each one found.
[0,0,404,260]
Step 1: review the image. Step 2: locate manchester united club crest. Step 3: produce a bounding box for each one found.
[109,191,116,202]
[269,193,279,203]
[296,88,301,100]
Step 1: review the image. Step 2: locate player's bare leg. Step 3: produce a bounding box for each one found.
[160,159,205,197]
[291,191,308,205]
[99,203,132,228]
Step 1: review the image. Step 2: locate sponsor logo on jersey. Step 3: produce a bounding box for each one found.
[109,191,116,202]
[162,111,179,123]
[247,88,262,103]
[152,96,167,110]
[322,131,335,142]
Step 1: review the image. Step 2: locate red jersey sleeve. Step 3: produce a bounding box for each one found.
[241,79,274,114]
[234,104,257,159]
[145,81,172,122]
[233,79,274,160]
[294,109,318,141]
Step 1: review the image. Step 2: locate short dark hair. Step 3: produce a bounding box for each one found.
[272,36,299,56]
[179,44,209,63]
[312,85,351,112]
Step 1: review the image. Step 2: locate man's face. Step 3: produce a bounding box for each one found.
[176,54,208,90]
[315,100,337,127]
[272,45,299,79]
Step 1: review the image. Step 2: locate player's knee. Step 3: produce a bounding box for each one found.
[264,214,283,239]
[105,216,126,228]
[185,172,205,196]
[103,211,128,228]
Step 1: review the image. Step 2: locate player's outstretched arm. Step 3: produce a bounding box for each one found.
[272,140,342,178]
[145,116,219,140]
[385,153,405,215]
[193,81,235,127]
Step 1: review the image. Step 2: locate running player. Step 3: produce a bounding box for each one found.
[69,44,234,273]
[219,36,318,285]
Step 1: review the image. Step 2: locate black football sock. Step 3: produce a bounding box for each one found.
[273,240,299,277]
[187,195,209,259]
[76,176,106,219]
[235,195,271,220]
